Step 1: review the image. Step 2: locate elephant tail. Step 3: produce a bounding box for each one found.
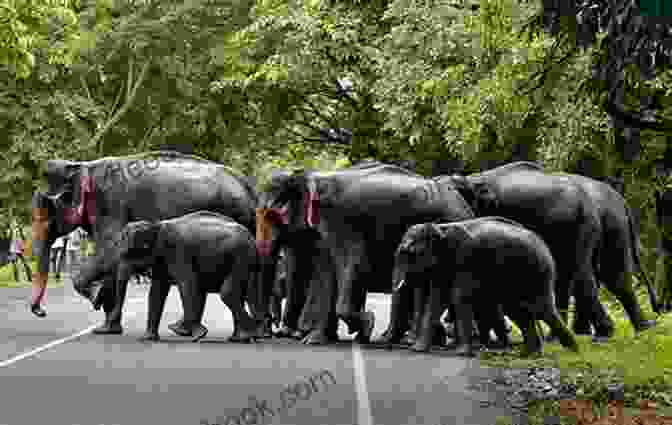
[626,203,660,313]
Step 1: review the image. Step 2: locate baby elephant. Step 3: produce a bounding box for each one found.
[393,216,579,357]
[115,211,261,343]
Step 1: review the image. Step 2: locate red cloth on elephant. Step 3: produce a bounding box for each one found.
[255,208,288,257]
[64,175,97,226]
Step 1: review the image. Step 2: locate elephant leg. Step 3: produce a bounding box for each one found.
[538,302,579,352]
[93,275,124,335]
[334,239,375,344]
[168,262,208,342]
[572,292,593,336]
[374,283,411,344]
[269,294,283,327]
[277,246,308,337]
[221,270,258,344]
[490,305,513,349]
[573,273,614,343]
[168,279,206,337]
[473,307,491,347]
[411,282,442,352]
[522,311,543,356]
[601,269,656,333]
[401,284,426,346]
[138,278,171,342]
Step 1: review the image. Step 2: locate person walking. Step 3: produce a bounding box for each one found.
[9,237,31,283]
[50,236,66,281]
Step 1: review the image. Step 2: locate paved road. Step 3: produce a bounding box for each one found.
[0,282,516,425]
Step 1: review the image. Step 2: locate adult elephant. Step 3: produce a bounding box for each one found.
[256,162,475,344]
[566,172,659,334]
[31,151,271,335]
[257,206,339,344]
[115,211,261,342]
[437,163,613,341]
[439,161,655,342]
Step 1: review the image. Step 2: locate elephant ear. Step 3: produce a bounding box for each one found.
[121,220,160,257]
[473,181,499,213]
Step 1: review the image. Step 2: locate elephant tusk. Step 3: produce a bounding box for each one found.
[394,279,406,291]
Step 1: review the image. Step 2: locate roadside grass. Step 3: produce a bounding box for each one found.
[0,258,64,288]
[481,284,672,423]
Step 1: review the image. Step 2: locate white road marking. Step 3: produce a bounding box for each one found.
[0,298,146,369]
[352,344,374,425]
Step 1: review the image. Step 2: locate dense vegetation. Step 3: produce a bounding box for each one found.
[4,0,670,286]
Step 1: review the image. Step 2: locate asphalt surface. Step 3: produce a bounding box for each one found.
[0,280,517,425]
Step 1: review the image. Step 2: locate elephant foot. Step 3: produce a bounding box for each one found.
[291,330,307,340]
[93,322,123,335]
[301,330,330,345]
[229,330,257,344]
[168,320,192,337]
[432,326,447,347]
[274,325,296,338]
[261,320,274,338]
[400,332,416,346]
[30,304,47,318]
[191,324,209,342]
[411,340,431,353]
[454,344,476,357]
[355,311,375,344]
[372,329,404,345]
[635,319,656,332]
[138,332,160,342]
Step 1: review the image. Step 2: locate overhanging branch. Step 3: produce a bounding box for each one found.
[93,59,152,154]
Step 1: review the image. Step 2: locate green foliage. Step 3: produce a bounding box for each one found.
[0,0,80,78]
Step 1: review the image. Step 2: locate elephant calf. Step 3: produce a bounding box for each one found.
[393,216,580,357]
[115,211,261,342]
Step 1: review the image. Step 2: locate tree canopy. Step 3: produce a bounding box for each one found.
[1,0,670,238]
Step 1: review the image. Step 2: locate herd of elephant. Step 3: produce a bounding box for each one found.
[29,151,664,357]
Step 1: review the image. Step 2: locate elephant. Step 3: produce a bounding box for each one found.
[439,161,655,342]
[31,151,274,336]
[257,204,340,344]
[393,217,580,356]
[257,162,475,344]
[437,162,615,342]
[115,211,261,342]
[566,172,659,335]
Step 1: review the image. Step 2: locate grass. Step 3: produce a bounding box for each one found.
[480,284,672,424]
[0,258,64,288]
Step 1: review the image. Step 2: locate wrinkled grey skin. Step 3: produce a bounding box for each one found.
[265,219,339,345]
[116,211,261,342]
[565,172,659,334]
[439,162,658,342]
[437,163,614,342]
[393,217,580,357]
[32,151,271,336]
[258,162,474,344]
